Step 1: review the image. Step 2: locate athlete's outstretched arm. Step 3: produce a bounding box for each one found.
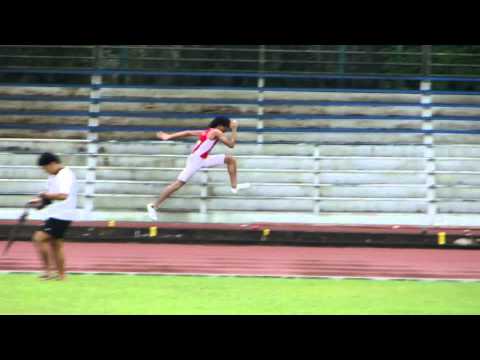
[157,131,203,141]
[38,192,69,201]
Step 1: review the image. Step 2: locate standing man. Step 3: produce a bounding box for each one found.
[147,116,250,221]
[29,153,78,281]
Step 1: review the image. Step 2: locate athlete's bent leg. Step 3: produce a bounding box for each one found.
[153,180,186,209]
[225,155,238,189]
[223,155,251,194]
[148,157,200,220]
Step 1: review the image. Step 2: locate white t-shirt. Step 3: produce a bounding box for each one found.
[46,167,78,221]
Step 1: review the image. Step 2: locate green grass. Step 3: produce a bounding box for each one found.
[1,274,480,315]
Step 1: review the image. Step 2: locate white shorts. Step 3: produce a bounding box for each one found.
[177,154,226,183]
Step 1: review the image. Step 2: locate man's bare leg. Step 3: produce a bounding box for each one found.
[32,231,54,279]
[51,239,66,281]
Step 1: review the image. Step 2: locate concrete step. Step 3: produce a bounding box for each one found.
[433,120,480,131]
[0,101,88,111]
[0,139,89,155]
[0,130,87,140]
[0,152,429,171]
[5,86,477,107]
[96,167,313,183]
[436,173,480,186]
[6,139,480,158]
[437,187,480,200]
[99,103,257,116]
[0,117,88,126]
[432,108,480,117]
[0,139,438,157]
[0,180,85,194]
[96,117,258,128]
[318,172,427,185]
[261,120,423,129]
[0,153,88,166]
[263,90,421,103]
[0,180,429,199]
[432,94,480,104]
[209,185,426,199]
[90,195,426,213]
[438,201,480,214]
[92,195,313,212]
[434,134,480,145]
[1,193,428,213]
[316,200,427,213]
[0,130,429,144]
[101,88,258,100]
[1,194,86,208]
[94,195,427,213]
[0,166,86,180]
[0,86,90,96]
[0,166,429,185]
[4,207,480,227]
[435,145,480,158]
[5,110,480,127]
[99,100,424,116]
[261,133,425,145]
[436,159,480,172]
[263,106,422,117]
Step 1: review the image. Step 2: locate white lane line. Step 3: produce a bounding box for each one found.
[0,270,479,283]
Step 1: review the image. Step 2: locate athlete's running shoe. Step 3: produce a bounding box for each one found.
[231,183,251,194]
[147,203,158,221]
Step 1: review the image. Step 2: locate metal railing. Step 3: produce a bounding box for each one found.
[1,45,480,80]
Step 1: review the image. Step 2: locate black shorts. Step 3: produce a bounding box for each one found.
[41,218,72,239]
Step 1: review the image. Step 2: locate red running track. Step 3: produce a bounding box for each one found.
[1,241,480,281]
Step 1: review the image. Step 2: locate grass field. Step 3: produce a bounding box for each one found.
[1,274,480,315]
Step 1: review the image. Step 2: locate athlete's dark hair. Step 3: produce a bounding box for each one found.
[209,116,231,129]
[38,152,61,166]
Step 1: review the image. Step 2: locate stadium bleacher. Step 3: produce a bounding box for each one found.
[1,69,480,226]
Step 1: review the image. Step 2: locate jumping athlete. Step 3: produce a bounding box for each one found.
[147,116,250,221]
[29,153,78,281]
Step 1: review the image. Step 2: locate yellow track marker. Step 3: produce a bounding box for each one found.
[149,226,158,238]
[261,228,271,241]
[438,232,447,246]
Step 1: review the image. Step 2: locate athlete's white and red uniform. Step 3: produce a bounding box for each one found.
[177,128,226,183]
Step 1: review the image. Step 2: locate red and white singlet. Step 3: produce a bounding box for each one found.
[176,128,225,183]
[191,128,218,159]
